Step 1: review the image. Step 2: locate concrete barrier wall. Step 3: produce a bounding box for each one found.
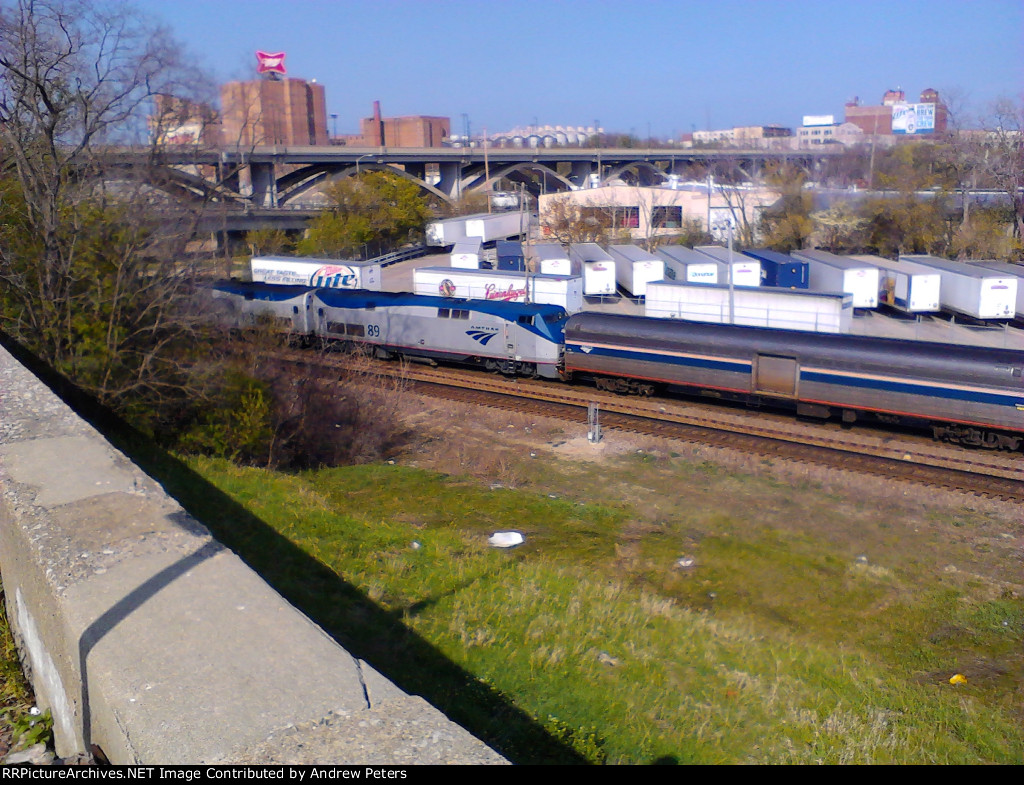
[0,345,505,765]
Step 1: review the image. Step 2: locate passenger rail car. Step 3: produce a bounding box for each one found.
[564,313,1024,449]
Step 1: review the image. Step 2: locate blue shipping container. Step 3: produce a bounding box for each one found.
[743,249,809,289]
[497,240,525,272]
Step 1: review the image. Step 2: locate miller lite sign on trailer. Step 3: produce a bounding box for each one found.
[249,257,381,290]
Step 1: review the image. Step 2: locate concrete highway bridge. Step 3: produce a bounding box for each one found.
[108,144,843,212]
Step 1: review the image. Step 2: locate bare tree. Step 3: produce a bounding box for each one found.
[983,96,1024,245]
[0,0,221,420]
[539,194,608,245]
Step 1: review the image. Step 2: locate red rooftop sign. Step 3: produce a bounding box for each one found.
[256,51,286,75]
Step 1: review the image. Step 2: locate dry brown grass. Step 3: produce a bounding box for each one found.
[394,392,1024,600]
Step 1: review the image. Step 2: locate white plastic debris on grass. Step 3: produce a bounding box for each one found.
[488,531,525,548]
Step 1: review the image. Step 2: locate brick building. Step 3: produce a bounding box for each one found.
[220,77,329,146]
[352,102,449,147]
[149,94,221,146]
[844,88,948,136]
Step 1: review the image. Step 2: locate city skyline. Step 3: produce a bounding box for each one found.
[134,0,1023,139]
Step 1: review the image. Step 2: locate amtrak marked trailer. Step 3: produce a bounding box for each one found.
[742,249,809,289]
[450,237,483,269]
[791,249,880,308]
[966,260,1024,317]
[569,243,618,296]
[413,267,583,312]
[693,245,762,287]
[655,245,720,284]
[645,281,853,333]
[902,255,1017,319]
[850,254,941,314]
[249,256,382,290]
[532,242,576,276]
[607,244,666,297]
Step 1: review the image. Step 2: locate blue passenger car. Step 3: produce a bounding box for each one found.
[563,312,1024,448]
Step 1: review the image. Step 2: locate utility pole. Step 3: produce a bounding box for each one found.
[483,126,491,212]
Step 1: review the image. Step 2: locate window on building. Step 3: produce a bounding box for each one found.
[579,205,640,230]
[652,206,683,228]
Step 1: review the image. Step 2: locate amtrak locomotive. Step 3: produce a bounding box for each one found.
[210,281,1024,451]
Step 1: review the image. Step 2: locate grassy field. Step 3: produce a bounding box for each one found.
[171,402,1023,765]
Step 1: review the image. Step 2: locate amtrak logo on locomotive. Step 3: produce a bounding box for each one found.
[467,330,498,345]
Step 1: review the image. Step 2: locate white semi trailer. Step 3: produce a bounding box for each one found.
[693,245,762,287]
[425,211,529,247]
[902,255,1017,319]
[532,242,576,275]
[656,245,721,284]
[791,249,880,308]
[645,280,853,333]
[450,238,483,269]
[850,254,941,314]
[607,244,665,297]
[249,257,382,290]
[568,243,617,296]
[413,267,583,312]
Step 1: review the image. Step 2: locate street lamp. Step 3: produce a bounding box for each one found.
[355,153,374,175]
[711,214,737,324]
[330,113,338,141]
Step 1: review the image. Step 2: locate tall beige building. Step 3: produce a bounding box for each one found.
[220,77,328,146]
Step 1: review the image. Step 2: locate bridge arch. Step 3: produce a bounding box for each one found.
[464,162,576,198]
[602,160,668,187]
[144,167,248,206]
[277,163,451,206]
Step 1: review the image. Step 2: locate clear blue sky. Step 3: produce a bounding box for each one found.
[134,0,1023,138]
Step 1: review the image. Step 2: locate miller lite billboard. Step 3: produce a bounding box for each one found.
[891,103,936,135]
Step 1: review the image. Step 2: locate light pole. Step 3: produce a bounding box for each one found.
[330,113,338,141]
[355,153,374,175]
[711,215,736,324]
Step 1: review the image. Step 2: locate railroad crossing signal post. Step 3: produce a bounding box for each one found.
[588,402,602,444]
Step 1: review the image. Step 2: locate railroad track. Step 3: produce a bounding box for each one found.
[277,349,1024,503]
